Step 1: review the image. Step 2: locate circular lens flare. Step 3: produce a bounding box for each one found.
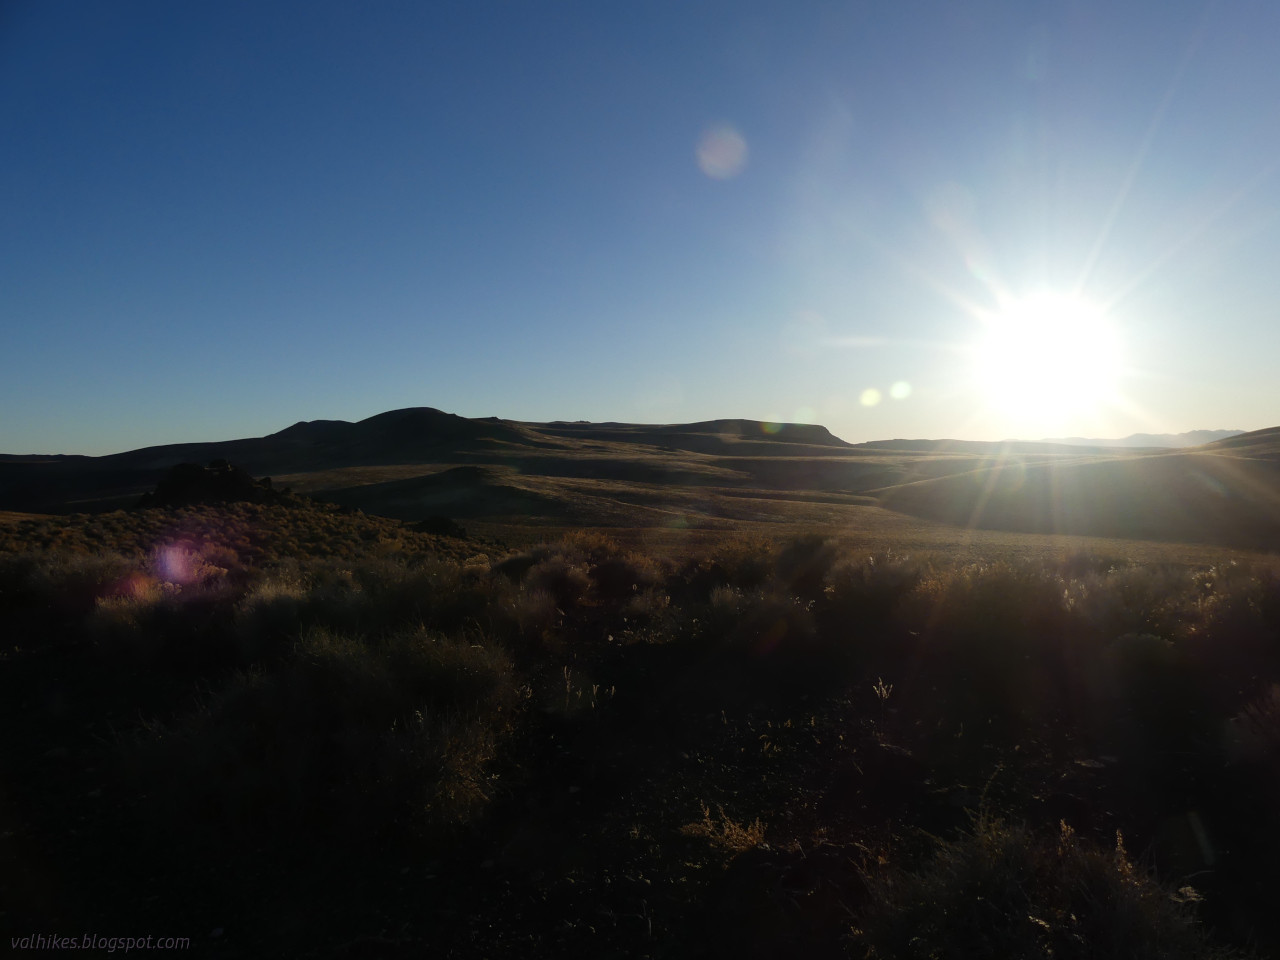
[696,124,748,179]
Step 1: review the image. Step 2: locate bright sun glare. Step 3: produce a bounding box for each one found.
[971,292,1124,431]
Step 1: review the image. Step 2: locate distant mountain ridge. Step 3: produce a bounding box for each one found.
[0,407,857,514]
[1039,429,1245,448]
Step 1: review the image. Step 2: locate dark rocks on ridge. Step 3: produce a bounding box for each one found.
[136,460,294,508]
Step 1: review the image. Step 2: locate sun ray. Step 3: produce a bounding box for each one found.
[1102,158,1280,312]
[1074,2,1214,296]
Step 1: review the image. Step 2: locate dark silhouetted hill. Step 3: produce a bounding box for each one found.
[0,408,535,513]
[529,418,855,456]
[266,407,534,464]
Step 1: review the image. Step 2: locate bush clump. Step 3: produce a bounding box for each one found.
[128,625,520,848]
[855,815,1244,960]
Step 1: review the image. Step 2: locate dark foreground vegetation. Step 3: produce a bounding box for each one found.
[3,503,1279,957]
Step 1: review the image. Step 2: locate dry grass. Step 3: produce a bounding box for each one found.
[680,803,767,854]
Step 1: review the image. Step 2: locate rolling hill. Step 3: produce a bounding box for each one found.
[874,426,1280,551]
[0,408,912,515]
[2,409,1277,553]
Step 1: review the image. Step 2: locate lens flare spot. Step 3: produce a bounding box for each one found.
[696,124,748,179]
[890,381,912,400]
[154,543,198,585]
[860,388,882,407]
[762,421,782,434]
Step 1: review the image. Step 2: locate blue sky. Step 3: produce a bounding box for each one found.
[3,0,1279,455]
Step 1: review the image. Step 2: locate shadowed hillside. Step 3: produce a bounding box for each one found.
[317,465,559,521]
[877,429,1280,552]
[0,408,537,513]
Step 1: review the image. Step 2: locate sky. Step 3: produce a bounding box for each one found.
[4,0,1280,455]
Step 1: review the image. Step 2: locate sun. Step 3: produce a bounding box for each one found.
[970,292,1124,431]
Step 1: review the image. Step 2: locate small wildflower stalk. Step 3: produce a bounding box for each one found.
[873,676,893,730]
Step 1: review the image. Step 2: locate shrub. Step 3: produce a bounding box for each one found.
[821,551,924,631]
[557,529,624,565]
[1101,633,1218,782]
[901,562,1072,736]
[232,573,313,663]
[714,535,776,591]
[1072,564,1193,641]
[775,533,839,601]
[621,586,671,624]
[491,545,554,584]
[7,550,135,622]
[669,537,775,606]
[855,815,1244,959]
[495,587,562,646]
[524,555,591,609]
[1185,564,1280,712]
[128,625,520,848]
[87,592,163,660]
[589,551,665,602]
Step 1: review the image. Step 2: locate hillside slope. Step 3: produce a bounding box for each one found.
[876,439,1280,551]
[0,409,858,514]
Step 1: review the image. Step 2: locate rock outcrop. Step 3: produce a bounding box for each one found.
[136,460,294,508]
